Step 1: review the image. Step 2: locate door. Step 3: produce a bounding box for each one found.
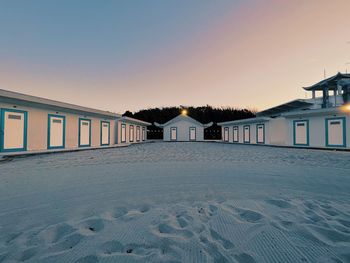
[233,126,238,142]
[326,117,346,147]
[256,124,265,144]
[170,127,177,141]
[136,126,140,141]
[294,120,308,146]
[79,118,91,147]
[243,125,250,143]
[129,125,134,142]
[48,114,65,149]
[1,109,27,152]
[142,127,146,141]
[121,123,126,143]
[101,121,110,146]
[224,127,229,142]
[189,127,196,141]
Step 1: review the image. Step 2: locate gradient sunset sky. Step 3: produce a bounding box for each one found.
[1,0,350,113]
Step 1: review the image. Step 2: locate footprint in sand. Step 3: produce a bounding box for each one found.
[157,223,193,238]
[19,247,37,262]
[234,253,257,263]
[79,218,104,234]
[138,204,151,213]
[74,255,99,263]
[0,253,6,262]
[51,233,83,252]
[236,208,263,223]
[101,240,124,255]
[176,216,188,228]
[103,207,128,220]
[208,204,219,216]
[5,232,22,245]
[337,219,350,228]
[266,199,292,209]
[39,223,76,243]
[209,229,234,249]
[309,225,350,243]
[199,235,231,263]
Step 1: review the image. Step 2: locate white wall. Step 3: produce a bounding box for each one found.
[163,120,204,141]
[221,114,349,149]
[0,102,115,152]
[116,120,147,144]
[285,114,349,148]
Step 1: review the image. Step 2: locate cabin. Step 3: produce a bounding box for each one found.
[219,73,350,150]
[0,89,148,154]
[155,113,212,141]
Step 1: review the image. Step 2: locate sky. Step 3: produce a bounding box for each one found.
[1,0,350,113]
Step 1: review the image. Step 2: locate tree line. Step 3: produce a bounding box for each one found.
[123,106,256,139]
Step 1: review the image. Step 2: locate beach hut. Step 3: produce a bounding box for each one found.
[218,73,350,150]
[116,116,151,144]
[155,112,212,141]
[0,89,148,153]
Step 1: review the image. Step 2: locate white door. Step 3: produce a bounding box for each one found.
[136,126,140,141]
[224,127,229,142]
[101,122,109,145]
[121,124,126,142]
[129,126,134,142]
[79,119,91,146]
[257,124,264,144]
[49,115,65,148]
[2,109,27,151]
[327,118,345,146]
[170,127,177,141]
[294,120,308,145]
[142,127,146,141]
[189,127,196,141]
[233,127,238,142]
[244,126,250,143]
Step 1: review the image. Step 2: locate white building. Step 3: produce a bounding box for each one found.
[155,113,212,141]
[219,73,350,150]
[0,89,149,154]
[117,116,151,144]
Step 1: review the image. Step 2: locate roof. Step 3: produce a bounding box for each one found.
[281,106,343,118]
[218,117,270,126]
[303,72,350,91]
[118,116,151,126]
[154,114,213,128]
[256,99,313,117]
[0,89,121,119]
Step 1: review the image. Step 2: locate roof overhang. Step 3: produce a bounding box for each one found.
[0,89,120,119]
[118,116,151,126]
[303,72,350,91]
[218,117,270,126]
[256,99,313,117]
[154,114,211,128]
[281,107,345,118]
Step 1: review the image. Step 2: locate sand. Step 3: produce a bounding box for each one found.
[0,142,349,262]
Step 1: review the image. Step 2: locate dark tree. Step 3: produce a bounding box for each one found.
[123,106,255,140]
